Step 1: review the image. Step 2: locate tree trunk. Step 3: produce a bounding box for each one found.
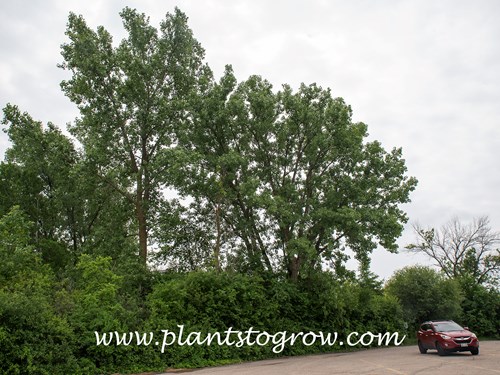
[136,198,148,263]
[288,256,301,281]
[214,201,221,272]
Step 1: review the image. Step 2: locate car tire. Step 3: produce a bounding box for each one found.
[418,341,427,354]
[471,347,479,355]
[436,342,447,356]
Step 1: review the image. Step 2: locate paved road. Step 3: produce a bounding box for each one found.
[162,340,500,375]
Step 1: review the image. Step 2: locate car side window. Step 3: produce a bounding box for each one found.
[423,324,434,332]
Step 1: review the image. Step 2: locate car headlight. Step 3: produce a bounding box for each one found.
[471,333,477,338]
[440,334,451,340]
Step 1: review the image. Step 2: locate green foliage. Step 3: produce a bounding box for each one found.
[153,199,216,271]
[2,4,497,374]
[385,265,463,328]
[1,105,133,273]
[1,105,77,265]
[147,272,275,366]
[145,271,405,366]
[66,255,129,372]
[458,277,500,337]
[168,66,417,279]
[0,207,78,374]
[59,6,211,262]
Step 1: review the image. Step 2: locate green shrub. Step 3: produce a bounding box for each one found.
[459,278,500,338]
[385,265,463,328]
[0,207,77,374]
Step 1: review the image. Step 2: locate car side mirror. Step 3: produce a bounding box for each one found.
[463,327,469,330]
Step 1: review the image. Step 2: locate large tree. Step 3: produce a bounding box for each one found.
[1,105,76,240]
[59,7,210,262]
[1,105,84,269]
[1,105,134,268]
[407,216,500,286]
[168,67,418,279]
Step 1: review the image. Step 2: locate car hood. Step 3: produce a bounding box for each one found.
[442,330,473,337]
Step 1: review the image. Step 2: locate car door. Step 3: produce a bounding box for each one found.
[419,324,433,348]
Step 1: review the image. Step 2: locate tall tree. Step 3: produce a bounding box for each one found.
[407,216,500,286]
[1,105,79,268]
[1,105,132,269]
[59,7,210,262]
[170,67,418,279]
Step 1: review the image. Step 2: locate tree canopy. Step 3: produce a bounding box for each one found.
[166,67,417,279]
[59,7,210,262]
[2,7,417,278]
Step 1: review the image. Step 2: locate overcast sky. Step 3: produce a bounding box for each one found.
[1,0,499,280]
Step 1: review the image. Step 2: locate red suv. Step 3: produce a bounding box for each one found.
[417,320,479,356]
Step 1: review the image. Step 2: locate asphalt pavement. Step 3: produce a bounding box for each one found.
[158,340,500,375]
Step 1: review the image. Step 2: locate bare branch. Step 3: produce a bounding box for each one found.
[406,216,500,285]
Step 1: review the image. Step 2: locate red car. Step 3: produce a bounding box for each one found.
[417,320,479,356]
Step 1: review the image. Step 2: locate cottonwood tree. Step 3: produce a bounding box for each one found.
[407,216,500,286]
[59,8,210,262]
[169,67,418,280]
[2,105,77,242]
[1,105,88,269]
[1,105,135,268]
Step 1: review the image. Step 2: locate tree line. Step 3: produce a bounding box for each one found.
[0,7,498,374]
[2,7,417,279]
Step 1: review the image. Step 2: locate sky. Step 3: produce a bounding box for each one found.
[1,0,499,280]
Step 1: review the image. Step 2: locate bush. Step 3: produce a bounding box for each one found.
[0,207,77,374]
[385,265,463,328]
[459,278,500,338]
[145,271,407,367]
[0,207,411,374]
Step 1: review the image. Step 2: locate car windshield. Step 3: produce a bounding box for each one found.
[433,322,464,332]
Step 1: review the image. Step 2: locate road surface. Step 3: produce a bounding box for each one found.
[159,340,500,375]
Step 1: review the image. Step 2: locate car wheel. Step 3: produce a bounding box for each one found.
[436,342,447,356]
[418,341,427,354]
[471,347,479,355]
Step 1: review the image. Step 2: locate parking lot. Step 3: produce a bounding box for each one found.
[164,340,500,375]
